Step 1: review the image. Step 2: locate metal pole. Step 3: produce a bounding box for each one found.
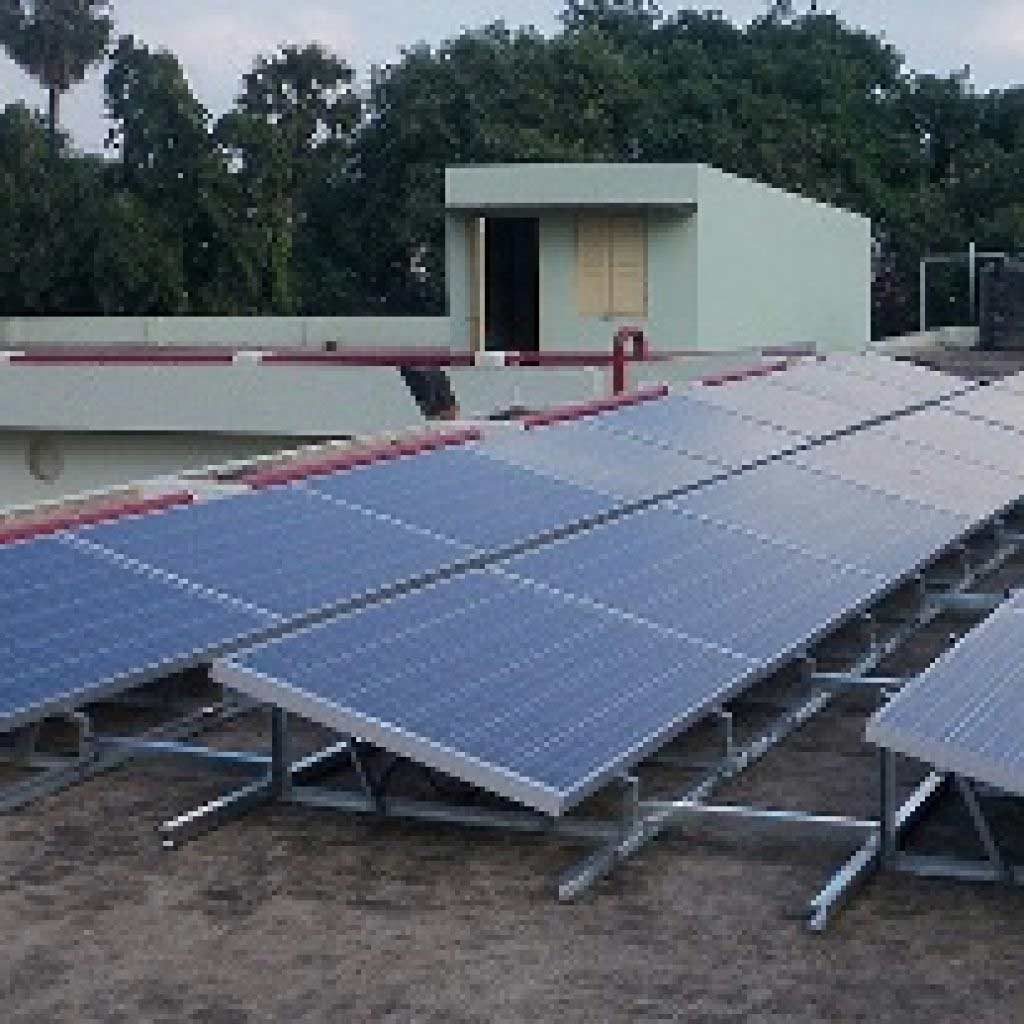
[612,331,627,395]
[270,707,290,800]
[969,241,977,323]
[919,259,928,333]
[879,748,897,864]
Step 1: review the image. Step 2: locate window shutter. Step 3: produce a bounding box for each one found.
[610,216,647,317]
[577,216,611,316]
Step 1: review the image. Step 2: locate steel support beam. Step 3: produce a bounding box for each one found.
[556,687,832,902]
[806,771,946,932]
[638,800,876,839]
[158,728,351,848]
[0,700,251,815]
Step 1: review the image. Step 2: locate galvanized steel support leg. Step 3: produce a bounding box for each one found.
[270,708,291,800]
[557,688,831,902]
[806,770,946,932]
[879,749,898,864]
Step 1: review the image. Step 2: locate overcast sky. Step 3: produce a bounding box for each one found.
[2,1,1023,153]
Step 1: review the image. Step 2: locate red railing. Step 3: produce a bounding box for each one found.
[2,329,802,395]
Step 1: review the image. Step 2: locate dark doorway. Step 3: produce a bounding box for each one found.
[485,218,540,351]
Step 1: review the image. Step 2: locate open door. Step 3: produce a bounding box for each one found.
[484,218,540,352]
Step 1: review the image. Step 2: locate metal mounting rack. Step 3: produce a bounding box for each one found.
[143,513,1021,925]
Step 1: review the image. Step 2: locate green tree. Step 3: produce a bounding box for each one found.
[217,44,361,313]
[0,0,112,156]
[105,35,259,312]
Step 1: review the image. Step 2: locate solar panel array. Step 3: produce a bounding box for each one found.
[877,406,1024,477]
[481,426,720,500]
[867,594,1024,799]
[220,571,755,815]
[788,427,1022,521]
[0,538,270,731]
[942,383,1024,434]
[71,486,468,619]
[580,393,804,466]
[674,460,969,579]
[302,446,614,549]
[4,354,1021,821]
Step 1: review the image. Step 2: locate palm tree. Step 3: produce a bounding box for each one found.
[0,1,113,156]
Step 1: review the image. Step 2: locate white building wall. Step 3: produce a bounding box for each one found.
[0,316,451,349]
[693,166,871,352]
[538,210,703,352]
[0,432,296,510]
[0,365,424,436]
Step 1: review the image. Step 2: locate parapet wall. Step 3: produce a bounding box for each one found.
[0,316,454,350]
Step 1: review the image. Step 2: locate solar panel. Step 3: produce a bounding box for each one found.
[502,506,883,664]
[305,445,615,549]
[69,487,466,620]
[591,393,802,467]
[0,538,270,733]
[217,571,756,816]
[690,376,873,438]
[867,600,1024,798]
[997,373,1024,397]
[770,362,916,418]
[815,354,969,401]
[942,386,1024,434]
[787,427,1022,520]
[879,406,1024,477]
[673,461,970,579]
[480,421,724,500]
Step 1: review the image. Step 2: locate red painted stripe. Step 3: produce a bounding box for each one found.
[521,386,669,430]
[3,346,809,369]
[242,428,483,489]
[13,348,236,365]
[0,491,195,546]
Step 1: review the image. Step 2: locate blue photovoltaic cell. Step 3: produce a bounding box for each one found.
[689,376,875,439]
[480,420,723,500]
[592,394,801,467]
[70,487,465,620]
[673,461,969,579]
[0,538,269,732]
[878,406,1024,478]
[788,426,1022,520]
[219,571,755,815]
[867,600,1024,797]
[503,506,882,664]
[305,445,614,549]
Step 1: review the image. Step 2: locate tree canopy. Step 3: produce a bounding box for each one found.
[1,2,1022,336]
[0,0,112,154]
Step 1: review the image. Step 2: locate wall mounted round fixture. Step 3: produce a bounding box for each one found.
[27,434,65,484]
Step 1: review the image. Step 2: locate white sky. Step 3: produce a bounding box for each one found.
[1,1,1023,153]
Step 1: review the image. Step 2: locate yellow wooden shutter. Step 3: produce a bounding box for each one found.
[577,216,611,316]
[610,216,647,317]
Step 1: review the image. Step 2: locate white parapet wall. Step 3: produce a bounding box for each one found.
[0,364,425,435]
[0,316,454,349]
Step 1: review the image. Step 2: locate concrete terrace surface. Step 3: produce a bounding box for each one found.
[3,591,1024,1024]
